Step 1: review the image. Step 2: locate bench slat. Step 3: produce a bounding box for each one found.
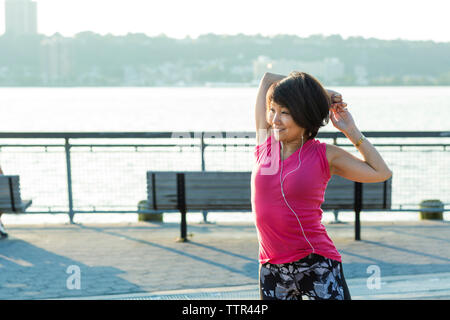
[147,171,392,211]
[0,176,32,213]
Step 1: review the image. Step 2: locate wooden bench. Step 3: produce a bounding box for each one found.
[0,175,32,213]
[146,171,251,241]
[146,171,391,241]
[323,175,392,240]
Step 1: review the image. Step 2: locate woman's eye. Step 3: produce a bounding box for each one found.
[269,108,288,115]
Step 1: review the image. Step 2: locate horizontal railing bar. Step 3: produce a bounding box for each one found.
[1,144,200,148]
[0,143,449,148]
[22,208,449,214]
[0,145,66,147]
[0,131,449,139]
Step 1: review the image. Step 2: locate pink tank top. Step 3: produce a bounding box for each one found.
[251,133,341,264]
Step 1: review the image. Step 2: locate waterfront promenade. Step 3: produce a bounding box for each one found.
[0,219,449,300]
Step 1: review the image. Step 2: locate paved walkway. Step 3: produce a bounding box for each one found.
[0,219,449,300]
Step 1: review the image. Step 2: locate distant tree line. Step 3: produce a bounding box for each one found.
[0,32,449,86]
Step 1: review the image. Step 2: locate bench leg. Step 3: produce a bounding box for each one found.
[176,210,188,242]
[354,182,362,241]
[176,173,189,242]
[355,211,361,241]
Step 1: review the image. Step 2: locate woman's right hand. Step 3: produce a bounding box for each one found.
[327,89,347,110]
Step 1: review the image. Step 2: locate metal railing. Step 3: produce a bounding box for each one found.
[0,131,448,223]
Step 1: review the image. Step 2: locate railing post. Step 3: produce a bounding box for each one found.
[200,132,209,223]
[64,137,75,224]
[200,132,205,171]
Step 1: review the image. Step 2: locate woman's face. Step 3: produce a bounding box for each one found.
[267,101,305,143]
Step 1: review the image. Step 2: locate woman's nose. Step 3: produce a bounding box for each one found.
[273,113,282,123]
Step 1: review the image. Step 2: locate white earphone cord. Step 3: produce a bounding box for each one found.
[280,136,315,253]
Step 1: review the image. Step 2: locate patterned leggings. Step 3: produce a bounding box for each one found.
[259,253,351,300]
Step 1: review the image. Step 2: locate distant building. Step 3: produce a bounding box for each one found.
[354,65,369,86]
[4,0,37,36]
[253,56,345,84]
[40,35,72,85]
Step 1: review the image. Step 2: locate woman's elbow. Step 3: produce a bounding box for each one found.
[379,169,393,182]
[366,168,392,183]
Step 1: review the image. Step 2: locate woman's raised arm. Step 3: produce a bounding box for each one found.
[255,72,285,145]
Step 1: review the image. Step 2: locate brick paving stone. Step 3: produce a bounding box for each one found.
[0,220,449,299]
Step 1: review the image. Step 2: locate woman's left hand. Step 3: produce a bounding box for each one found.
[329,96,356,133]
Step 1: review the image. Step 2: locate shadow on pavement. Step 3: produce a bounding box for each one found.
[76,224,259,279]
[0,238,143,300]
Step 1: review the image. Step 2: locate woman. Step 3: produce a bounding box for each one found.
[252,71,392,300]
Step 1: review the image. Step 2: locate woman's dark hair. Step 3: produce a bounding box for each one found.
[266,71,331,140]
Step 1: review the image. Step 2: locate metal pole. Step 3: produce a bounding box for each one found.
[201,132,205,171]
[64,137,75,224]
[354,182,363,241]
[176,173,188,242]
[200,132,209,223]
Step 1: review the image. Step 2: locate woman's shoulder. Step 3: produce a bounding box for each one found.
[324,142,336,158]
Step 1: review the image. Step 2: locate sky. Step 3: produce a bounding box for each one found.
[0,0,449,42]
